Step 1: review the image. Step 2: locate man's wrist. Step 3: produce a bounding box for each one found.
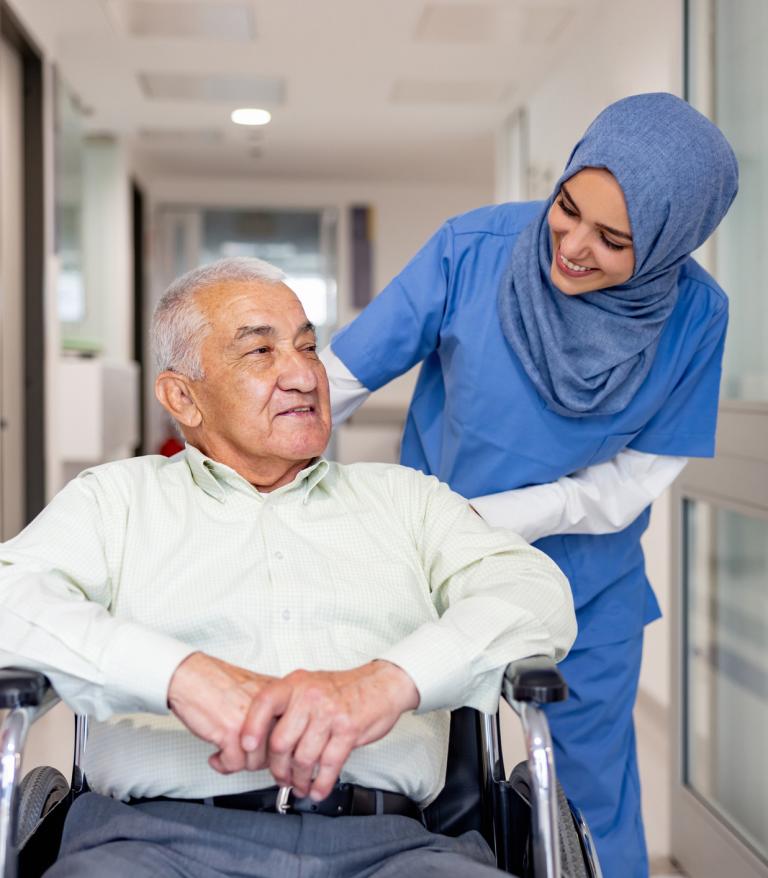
[370,660,420,712]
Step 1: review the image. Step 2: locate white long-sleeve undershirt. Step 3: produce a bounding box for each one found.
[320,345,687,542]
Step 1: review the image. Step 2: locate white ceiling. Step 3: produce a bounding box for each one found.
[11,0,598,183]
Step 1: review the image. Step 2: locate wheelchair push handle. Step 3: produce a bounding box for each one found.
[502,656,568,705]
[0,670,51,710]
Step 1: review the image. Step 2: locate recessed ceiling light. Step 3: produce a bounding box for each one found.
[231,108,271,126]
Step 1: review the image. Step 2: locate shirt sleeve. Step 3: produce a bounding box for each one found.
[330,223,454,391]
[378,472,576,715]
[470,450,687,543]
[629,301,728,457]
[0,475,196,720]
[320,345,370,425]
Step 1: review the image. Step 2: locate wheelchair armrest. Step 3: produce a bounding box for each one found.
[0,668,52,709]
[502,656,568,704]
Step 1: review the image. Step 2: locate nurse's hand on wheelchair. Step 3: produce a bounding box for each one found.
[166,652,420,802]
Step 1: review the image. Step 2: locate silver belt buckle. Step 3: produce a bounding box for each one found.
[276,785,293,815]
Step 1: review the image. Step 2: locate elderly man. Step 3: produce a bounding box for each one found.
[0,257,575,877]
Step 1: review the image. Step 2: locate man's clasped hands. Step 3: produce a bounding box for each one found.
[167,653,421,801]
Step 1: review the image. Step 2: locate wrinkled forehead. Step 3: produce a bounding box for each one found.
[197,280,308,335]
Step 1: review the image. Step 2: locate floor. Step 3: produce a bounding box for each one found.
[636,692,686,876]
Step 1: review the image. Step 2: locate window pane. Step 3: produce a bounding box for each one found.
[688,0,768,401]
[684,500,768,863]
[201,209,331,326]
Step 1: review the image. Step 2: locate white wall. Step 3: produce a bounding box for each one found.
[501,0,684,203]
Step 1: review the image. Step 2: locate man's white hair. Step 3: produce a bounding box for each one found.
[151,256,286,379]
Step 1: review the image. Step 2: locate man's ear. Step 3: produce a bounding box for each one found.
[155,372,203,428]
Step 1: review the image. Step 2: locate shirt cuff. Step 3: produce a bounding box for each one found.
[101,622,197,715]
[377,623,473,714]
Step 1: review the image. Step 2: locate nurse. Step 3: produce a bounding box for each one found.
[320,93,738,877]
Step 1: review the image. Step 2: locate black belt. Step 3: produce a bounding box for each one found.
[129,782,422,821]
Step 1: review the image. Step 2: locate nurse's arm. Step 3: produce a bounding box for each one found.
[470,450,686,544]
[320,345,370,424]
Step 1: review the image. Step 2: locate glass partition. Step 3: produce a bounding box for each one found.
[687,0,768,402]
[684,499,768,864]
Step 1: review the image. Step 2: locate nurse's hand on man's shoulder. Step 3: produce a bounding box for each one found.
[239,661,420,801]
[167,651,277,774]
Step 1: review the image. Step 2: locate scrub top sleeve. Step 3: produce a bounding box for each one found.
[630,303,728,458]
[331,223,454,391]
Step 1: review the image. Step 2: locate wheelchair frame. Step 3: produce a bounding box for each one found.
[0,658,601,878]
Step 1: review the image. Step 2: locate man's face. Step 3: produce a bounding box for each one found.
[189,280,331,484]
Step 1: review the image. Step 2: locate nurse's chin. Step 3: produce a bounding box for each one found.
[549,264,602,297]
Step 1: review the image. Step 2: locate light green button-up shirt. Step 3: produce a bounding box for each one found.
[0,446,575,805]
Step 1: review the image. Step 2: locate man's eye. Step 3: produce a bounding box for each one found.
[248,346,271,355]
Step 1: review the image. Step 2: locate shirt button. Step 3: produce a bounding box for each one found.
[281,609,291,621]
[274,550,284,560]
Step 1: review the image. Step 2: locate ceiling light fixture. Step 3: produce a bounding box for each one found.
[231,108,271,126]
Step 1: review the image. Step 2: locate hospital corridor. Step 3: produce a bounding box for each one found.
[0,1,766,877]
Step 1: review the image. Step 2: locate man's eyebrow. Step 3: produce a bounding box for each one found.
[232,321,316,342]
[233,325,275,341]
[561,184,633,241]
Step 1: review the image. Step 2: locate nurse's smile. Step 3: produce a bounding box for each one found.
[547,167,635,295]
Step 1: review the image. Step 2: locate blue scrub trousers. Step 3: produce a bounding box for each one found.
[544,634,647,878]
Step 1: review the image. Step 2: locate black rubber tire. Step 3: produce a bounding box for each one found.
[14,766,69,848]
[508,762,590,878]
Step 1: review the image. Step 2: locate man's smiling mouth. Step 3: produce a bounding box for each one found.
[277,405,315,416]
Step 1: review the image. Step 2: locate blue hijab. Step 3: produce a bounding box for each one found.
[498,92,739,417]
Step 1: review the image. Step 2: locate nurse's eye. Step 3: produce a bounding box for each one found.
[557,198,578,218]
[600,233,627,252]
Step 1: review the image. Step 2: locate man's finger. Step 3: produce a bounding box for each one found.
[268,706,311,786]
[244,717,276,771]
[309,732,355,801]
[288,719,332,797]
[241,682,292,755]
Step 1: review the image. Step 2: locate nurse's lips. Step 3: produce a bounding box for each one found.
[556,247,598,279]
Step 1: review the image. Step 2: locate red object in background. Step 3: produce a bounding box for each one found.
[159,436,184,457]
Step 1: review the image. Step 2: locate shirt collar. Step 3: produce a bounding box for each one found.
[184,443,329,504]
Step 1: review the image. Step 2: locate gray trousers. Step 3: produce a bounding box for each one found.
[45,793,508,877]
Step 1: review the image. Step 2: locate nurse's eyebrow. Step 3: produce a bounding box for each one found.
[561,184,633,241]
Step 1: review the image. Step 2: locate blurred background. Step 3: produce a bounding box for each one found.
[0,1,766,875]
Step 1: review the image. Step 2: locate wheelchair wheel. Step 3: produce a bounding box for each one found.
[508,762,591,878]
[14,766,70,849]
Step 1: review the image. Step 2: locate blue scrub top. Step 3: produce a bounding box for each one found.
[332,202,728,647]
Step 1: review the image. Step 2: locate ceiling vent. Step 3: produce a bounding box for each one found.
[138,128,224,146]
[115,1,256,41]
[414,3,496,43]
[391,79,505,104]
[139,73,285,104]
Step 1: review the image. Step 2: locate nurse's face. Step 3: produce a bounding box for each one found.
[547,168,635,295]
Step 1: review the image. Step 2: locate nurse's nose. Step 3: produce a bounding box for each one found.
[560,223,592,261]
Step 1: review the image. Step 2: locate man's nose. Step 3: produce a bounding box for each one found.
[276,350,318,393]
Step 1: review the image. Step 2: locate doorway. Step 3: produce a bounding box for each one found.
[0,32,24,539]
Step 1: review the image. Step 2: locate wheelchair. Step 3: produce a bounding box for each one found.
[0,658,601,878]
